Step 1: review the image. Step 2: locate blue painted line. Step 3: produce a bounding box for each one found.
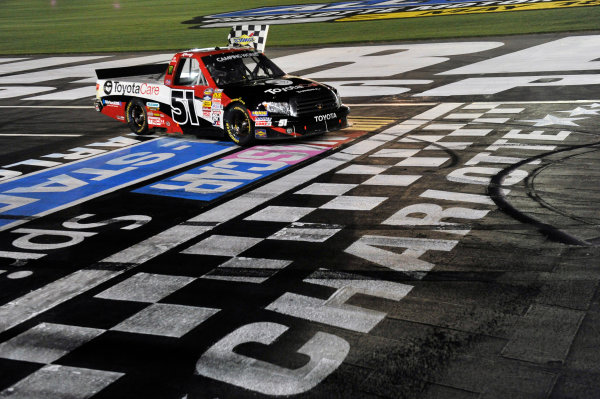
[134,144,330,202]
[0,138,236,231]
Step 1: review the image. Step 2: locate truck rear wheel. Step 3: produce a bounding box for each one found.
[126,99,149,135]
[224,103,254,146]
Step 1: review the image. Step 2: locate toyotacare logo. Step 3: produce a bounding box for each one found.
[110,82,161,96]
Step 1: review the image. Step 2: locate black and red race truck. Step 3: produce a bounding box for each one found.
[94,30,349,146]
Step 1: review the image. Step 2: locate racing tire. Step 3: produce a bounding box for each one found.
[224,103,255,146]
[126,98,149,135]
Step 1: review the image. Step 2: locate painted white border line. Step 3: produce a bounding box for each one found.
[0,106,93,109]
[0,134,81,137]
[0,103,463,334]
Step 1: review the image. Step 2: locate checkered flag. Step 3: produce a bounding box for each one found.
[228,25,270,52]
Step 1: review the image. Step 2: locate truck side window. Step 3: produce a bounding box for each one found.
[174,57,206,86]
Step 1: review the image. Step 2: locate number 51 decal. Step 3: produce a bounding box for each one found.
[171,89,199,125]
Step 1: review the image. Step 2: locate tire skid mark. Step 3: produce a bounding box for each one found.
[528,147,600,224]
[488,141,600,246]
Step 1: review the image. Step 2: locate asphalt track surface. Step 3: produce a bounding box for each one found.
[0,32,599,399]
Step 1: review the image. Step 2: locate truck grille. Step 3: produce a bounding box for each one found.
[294,91,338,116]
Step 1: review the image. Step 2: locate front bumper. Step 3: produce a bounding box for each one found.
[256,105,350,140]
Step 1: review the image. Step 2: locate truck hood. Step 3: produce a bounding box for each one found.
[220,76,335,108]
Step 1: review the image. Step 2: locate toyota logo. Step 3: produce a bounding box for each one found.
[103,81,113,95]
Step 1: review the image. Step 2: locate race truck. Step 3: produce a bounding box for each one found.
[94,26,349,146]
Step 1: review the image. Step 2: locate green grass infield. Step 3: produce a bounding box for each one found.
[1,0,599,54]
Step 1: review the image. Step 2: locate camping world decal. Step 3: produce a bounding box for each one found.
[183,0,600,27]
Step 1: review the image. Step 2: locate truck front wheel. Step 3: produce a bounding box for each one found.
[224,103,254,146]
[126,99,149,135]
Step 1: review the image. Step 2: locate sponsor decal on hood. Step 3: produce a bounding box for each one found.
[264,83,313,95]
[265,79,294,86]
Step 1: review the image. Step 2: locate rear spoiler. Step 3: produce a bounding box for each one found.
[95,63,168,79]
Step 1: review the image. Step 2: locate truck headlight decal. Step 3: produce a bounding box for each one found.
[262,102,295,116]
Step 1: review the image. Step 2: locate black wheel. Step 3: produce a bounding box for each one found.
[126,98,149,135]
[224,103,254,146]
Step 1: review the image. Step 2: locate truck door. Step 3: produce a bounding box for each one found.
[170,56,213,128]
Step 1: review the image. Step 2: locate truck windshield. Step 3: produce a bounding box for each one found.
[202,51,285,86]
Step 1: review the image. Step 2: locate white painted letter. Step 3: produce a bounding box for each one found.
[441,36,600,74]
[383,203,489,235]
[195,322,349,396]
[416,75,600,97]
[62,214,151,230]
[44,147,106,160]
[267,269,413,333]
[0,169,22,182]
[5,174,86,194]
[345,235,458,277]
[12,228,96,250]
[73,167,136,181]
[447,167,527,186]
[274,42,503,79]
[107,152,174,166]
[0,194,38,213]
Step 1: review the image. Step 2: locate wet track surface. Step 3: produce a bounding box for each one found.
[0,33,599,399]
